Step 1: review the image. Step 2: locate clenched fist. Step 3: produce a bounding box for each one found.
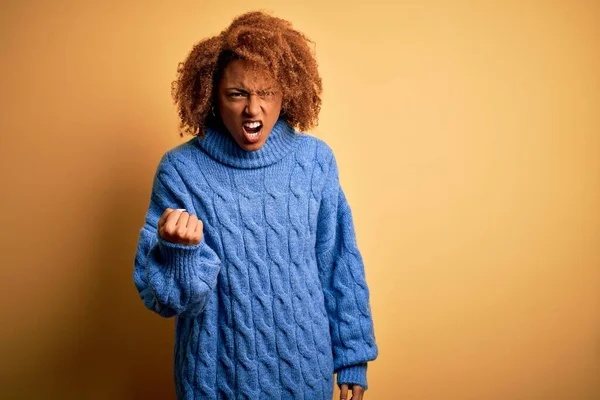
[158,208,204,246]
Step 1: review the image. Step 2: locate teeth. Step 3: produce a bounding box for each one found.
[243,121,261,128]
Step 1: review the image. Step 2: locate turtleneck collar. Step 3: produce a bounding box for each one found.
[196,118,302,169]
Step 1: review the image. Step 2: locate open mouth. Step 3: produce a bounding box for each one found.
[242,121,263,143]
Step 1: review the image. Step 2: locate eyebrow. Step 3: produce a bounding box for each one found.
[225,87,248,92]
[225,86,275,92]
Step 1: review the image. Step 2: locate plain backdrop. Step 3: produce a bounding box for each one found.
[1,0,599,399]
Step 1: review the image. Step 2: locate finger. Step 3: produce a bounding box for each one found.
[164,209,183,231]
[187,214,198,229]
[340,384,349,400]
[194,218,204,242]
[158,208,176,229]
[186,214,199,242]
[176,212,190,235]
[194,218,204,233]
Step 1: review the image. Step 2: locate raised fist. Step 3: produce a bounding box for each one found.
[158,208,203,246]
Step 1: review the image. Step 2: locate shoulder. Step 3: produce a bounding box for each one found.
[158,137,200,169]
[149,138,203,186]
[294,131,337,168]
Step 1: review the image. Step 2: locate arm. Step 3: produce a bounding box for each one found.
[316,152,379,390]
[133,152,221,318]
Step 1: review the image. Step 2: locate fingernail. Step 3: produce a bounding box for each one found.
[176,208,186,212]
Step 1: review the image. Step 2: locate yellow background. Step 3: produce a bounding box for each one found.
[1,1,599,399]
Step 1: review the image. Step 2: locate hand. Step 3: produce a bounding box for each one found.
[340,384,365,400]
[158,208,203,246]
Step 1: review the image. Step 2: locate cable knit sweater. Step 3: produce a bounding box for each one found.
[133,118,378,399]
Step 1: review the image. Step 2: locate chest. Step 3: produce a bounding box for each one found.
[186,162,325,252]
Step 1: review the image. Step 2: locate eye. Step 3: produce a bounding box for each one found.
[228,92,246,98]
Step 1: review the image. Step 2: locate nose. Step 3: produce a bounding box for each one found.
[244,93,261,116]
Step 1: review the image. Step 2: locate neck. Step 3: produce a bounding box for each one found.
[197,118,302,169]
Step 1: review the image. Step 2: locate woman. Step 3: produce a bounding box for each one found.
[133,10,378,399]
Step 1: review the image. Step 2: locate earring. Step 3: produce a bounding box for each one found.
[211,106,216,117]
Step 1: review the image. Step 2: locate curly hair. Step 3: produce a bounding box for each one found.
[170,10,323,138]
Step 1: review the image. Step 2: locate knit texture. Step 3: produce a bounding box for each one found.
[133,118,378,399]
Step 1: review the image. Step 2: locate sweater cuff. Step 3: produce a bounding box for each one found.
[156,233,211,271]
[336,363,368,390]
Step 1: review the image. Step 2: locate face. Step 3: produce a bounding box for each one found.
[216,59,283,151]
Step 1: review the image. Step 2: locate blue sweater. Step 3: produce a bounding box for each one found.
[133,118,378,399]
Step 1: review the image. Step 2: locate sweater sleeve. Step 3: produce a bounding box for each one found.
[316,152,379,390]
[133,152,221,318]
